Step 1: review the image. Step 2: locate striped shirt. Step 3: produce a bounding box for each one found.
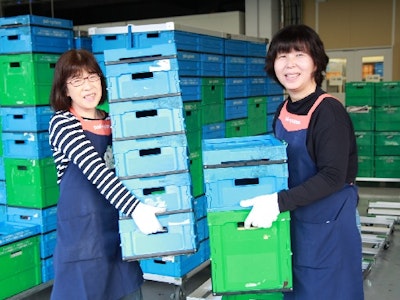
[48,110,139,216]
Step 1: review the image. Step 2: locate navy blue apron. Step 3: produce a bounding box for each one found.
[275,95,364,300]
[51,111,143,300]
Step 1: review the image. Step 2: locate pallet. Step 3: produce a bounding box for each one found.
[367,201,400,223]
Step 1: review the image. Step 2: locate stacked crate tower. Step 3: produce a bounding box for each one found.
[0,14,74,298]
[202,135,292,299]
[346,81,400,179]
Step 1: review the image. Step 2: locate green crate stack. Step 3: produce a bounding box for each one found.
[374,81,400,178]
[201,77,226,125]
[247,96,267,136]
[0,235,42,299]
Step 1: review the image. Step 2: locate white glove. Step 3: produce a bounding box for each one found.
[132,202,167,235]
[240,193,280,229]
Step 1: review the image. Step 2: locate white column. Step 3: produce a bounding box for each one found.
[245,0,280,39]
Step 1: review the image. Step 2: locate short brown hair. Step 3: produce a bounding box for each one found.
[50,49,107,111]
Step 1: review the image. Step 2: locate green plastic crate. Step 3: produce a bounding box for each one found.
[375,132,400,156]
[184,101,202,131]
[222,292,283,300]
[248,96,267,119]
[225,118,248,138]
[374,156,400,178]
[4,157,59,208]
[201,77,225,105]
[357,156,374,178]
[347,106,374,131]
[0,53,59,106]
[375,81,400,106]
[345,82,375,106]
[207,210,292,295]
[0,236,41,299]
[202,102,225,125]
[375,106,400,131]
[189,150,204,197]
[355,131,374,156]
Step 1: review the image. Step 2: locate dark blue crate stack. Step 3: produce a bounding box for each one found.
[0,14,74,289]
[102,36,203,266]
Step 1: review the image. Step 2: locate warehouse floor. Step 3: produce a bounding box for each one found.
[9,184,400,300]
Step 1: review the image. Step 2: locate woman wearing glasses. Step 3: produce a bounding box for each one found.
[48,49,166,300]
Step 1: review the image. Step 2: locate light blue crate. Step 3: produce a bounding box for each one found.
[202,134,287,166]
[121,172,193,213]
[200,53,224,77]
[0,26,73,54]
[2,131,52,159]
[134,30,200,52]
[204,163,288,212]
[0,158,4,180]
[267,94,285,115]
[106,57,181,101]
[246,57,266,76]
[0,221,40,246]
[0,181,5,205]
[139,238,210,277]
[119,212,197,260]
[1,106,53,132]
[179,77,202,101]
[202,122,225,139]
[6,205,57,234]
[94,53,106,74]
[225,77,248,99]
[225,98,248,120]
[39,230,56,259]
[0,205,5,222]
[113,134,189,179]
[225,55,247,77]
[109,95,185,139]
[41,256,54,283]
[91,31,134,54]
[0,14,73,29]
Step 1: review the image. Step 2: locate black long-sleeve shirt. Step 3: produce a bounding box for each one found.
[274,87,358,212]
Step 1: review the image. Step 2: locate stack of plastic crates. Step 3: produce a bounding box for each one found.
[202,135,292,299]
[0,14,74,298]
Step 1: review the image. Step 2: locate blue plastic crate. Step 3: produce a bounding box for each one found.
[225,98,248,120]
[224,36,248,56]
[199,34,224,54]
[112,133,189,179]
[2,131,51,159]
[109,95,185,139]
[0,158,4,180]
[0,26,73,54]
[196,216,209,242]
[200,53,224,77]
[0,14,73,29]
[225,77,248,99]
[267,114,274,133]
[266,77,284,95]
[121,172,193,213]
[1,106,53,132]
[193,194,207,220]
[90,25,134,54]
[225,55,247,77]
[202,122,225,139]
[177,51,201,76]
[104,43,177,63]
[119,212,197,260]
[180,77,202,101]
[204,163,288,212]
[94,53,106,74]
[0,205,5,222]
[6,205,57,234]
[139,238,210,277]
[106,56,181,101]
[247,57,266,76]
[247,40,267,57]
[248,77,268,97]
[74,36,92,51]
[41,256,54,283]
[39,230,56,259]
[267,94,284,115]
[0,221,40,246]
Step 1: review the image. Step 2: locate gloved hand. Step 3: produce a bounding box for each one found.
[132,202,167,235]
[240,193,280,229]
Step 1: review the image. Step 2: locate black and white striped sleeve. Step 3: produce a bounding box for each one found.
[48,111,140,216]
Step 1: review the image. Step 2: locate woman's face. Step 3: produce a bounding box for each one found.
[274,49,317,101]
[66,70,102,117]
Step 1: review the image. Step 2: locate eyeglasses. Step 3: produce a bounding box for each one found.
[67,73,101,87]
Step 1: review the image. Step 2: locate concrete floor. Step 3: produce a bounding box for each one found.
[8,185,400,300]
